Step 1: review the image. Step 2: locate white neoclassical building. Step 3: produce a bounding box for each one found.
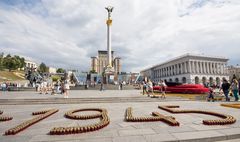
[140,54,229,86]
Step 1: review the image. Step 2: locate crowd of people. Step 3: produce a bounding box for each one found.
[0,82,21,91]
[142,80,167,99]
[206,78,240,102]
[35,77,70,98]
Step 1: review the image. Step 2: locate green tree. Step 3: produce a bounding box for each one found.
[0,52,3,70]
[38,62,49,73]
[3,54,19,71]
[56,68,65,73]
[90,69,97,74]
[14,55,25,69]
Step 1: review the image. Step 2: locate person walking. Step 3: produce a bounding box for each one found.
[160,80,167,99]
[120,81,123,90]
[142,81,147,95]
[63,78,70,98]
[147,80,154,97]
[238,78,240,98]
[100,82,104,91]
[231,79,239,101]
[221,79,231,101]
[207,87,215,102]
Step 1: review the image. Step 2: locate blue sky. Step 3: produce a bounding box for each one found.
[0,0,240,72]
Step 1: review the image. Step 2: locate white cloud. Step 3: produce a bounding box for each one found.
[0,0,240,72]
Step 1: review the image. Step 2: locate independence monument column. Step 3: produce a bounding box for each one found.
[104,6,114,83]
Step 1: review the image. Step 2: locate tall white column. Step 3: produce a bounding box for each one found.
[105,6,114,68]
[107,21,111,67]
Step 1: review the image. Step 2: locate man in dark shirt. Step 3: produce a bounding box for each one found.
[221,79,231,101]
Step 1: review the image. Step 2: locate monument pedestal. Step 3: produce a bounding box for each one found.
[104,66,115,84]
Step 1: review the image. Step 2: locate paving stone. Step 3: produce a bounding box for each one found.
[216,138,240,142]
[166,126,196,133]
[118,128,156,136]
[172,130,227,142]
[144,133,178,142]
[1,90,240,142]
[0,135,32,142]
[189,124,231,131]
[67,137,113,142]
[113,135,147,142]
[216,128,240,139]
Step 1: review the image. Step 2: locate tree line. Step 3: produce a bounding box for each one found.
[0,52,25,71]
[0,52,65,73]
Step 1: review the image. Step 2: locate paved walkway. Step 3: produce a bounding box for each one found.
[0,90,240,142]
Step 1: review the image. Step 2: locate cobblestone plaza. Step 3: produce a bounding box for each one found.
[1,90,240,142]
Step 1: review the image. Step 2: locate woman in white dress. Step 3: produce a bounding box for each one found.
[63,79,70,98]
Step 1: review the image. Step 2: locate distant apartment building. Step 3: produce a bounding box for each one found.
[48,67,57,74]
[25,60,38,69]
[227,65,240,80]
[91,50,121,74]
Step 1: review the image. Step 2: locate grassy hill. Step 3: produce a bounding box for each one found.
[0,70,26,82]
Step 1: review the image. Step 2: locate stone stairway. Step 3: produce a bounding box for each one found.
[0,96,188,105]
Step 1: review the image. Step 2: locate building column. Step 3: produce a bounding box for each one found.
[208,62,211,74]
[163,68,165,77]
[180,63,182,74]
[221,63,224,74]
[170,66,172,76]
[192,61,195,73]
[218,63,221,74]
[165,67,167,77]
[169,66,171,76]
[161,68,163,77]
[188,61,191,73]
[176,64,178,75]
[167,67,169,77]
[202,62,205,74]
[224,63,227,75]
[207,62,209,74]
[184,62,187,73]
[210,62,213,74]
[196,61,199,74]
[214,63,216,74]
